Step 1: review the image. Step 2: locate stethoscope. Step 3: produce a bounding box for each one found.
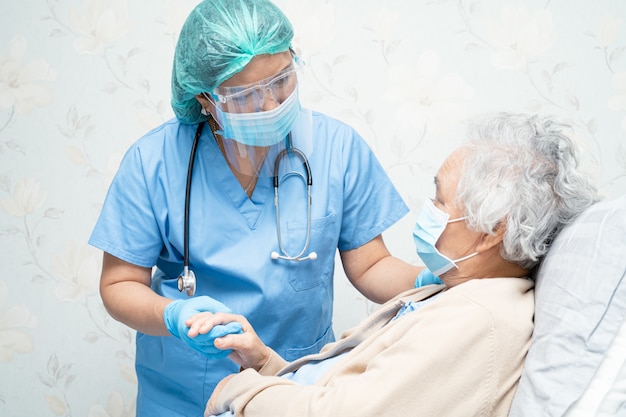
[177,121,316,296]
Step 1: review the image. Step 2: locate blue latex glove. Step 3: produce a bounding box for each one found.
[414,269,443,288]
[163,296,243,359]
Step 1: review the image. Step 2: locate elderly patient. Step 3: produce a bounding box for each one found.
[189,112,598,417]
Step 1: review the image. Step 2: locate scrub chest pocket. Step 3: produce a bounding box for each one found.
[285,322,334,361]
[284,213,336,291]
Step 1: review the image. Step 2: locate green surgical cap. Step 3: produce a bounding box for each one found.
[171,0,294,124]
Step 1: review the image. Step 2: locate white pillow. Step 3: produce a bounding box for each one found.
[508,195,626,417]
[564,313,626,416]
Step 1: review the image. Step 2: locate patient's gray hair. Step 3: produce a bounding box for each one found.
[457,112,599,270]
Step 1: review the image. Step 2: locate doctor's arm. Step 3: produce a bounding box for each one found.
[340,235,422,304]
[100,252,172,336]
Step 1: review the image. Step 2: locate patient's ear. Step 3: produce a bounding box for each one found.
[476,221,506,253]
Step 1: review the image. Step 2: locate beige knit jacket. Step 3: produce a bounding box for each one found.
[206,277,535,417]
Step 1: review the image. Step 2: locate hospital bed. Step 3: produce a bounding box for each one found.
[509,194,626,417]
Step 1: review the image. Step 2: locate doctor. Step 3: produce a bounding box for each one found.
[88,0,424,415]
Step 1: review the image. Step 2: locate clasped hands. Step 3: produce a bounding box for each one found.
[163,296,271,367]
[163,296,273,415]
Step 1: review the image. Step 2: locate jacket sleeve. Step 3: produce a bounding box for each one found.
[206,292,513,417]
[256,349,289,376]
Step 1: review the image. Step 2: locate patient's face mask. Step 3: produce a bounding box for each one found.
[412,199,478,276]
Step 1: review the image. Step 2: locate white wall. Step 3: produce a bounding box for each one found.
[1,0,625,415]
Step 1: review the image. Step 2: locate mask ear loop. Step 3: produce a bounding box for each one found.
[202,92,249,158]
[453,251,479,263]
[435,202,479,264]
[200,92,216,117]
[448,216,468,223]
[446,215,479,263]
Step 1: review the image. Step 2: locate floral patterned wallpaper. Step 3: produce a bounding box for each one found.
[1,0,625,416]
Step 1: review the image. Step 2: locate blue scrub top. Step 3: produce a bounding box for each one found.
[89,110,408,417]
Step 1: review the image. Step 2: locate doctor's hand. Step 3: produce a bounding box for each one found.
[414,268,443,288]
[188,312,272,371]
[163,296,243,359]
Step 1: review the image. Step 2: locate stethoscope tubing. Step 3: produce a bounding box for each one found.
[177,122,205,296]
[178,125,315,296]
[184,122,205,270]
[272,139,315,261]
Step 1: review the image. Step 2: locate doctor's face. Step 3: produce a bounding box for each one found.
[217,51,296,114]
[218,52,296,113]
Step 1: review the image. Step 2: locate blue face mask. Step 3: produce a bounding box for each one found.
[412,199,478,277]
[213,87,301,147]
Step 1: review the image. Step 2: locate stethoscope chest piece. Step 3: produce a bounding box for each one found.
[178,267,196,296]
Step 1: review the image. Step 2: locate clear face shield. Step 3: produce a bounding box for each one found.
[203,56,312,177]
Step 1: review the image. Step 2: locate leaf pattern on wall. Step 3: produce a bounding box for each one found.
[0,0,625,415]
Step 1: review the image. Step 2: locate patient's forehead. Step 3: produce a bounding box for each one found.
[436,148,466,188]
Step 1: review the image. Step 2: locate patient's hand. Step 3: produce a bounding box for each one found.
[187,312,271,371]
